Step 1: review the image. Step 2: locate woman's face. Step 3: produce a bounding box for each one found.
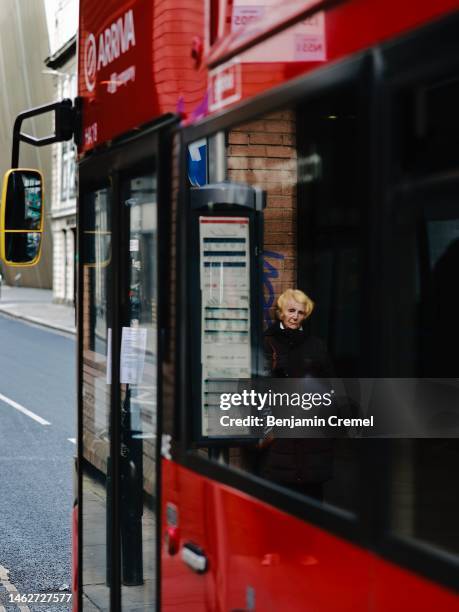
[279,299,307,330]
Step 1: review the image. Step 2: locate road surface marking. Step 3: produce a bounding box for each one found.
[68,438,76,444]
[0,564,31,612]
[0,392,50,426]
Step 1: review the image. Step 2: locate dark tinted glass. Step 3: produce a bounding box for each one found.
[5,171,42,230]
[297,87,363,377]
[397,76,459,176]
[388,68,459,560]
[390,439,459,558]
[4,232,41,262]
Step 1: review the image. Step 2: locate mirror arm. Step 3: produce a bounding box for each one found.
[18,134,59,148]
[12,98,79,168]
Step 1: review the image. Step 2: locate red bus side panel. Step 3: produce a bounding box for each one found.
[161,460,459,611]
[207,0,459,115]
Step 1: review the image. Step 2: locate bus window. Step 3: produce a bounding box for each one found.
[387,67,459,563]
[397,75,459,177]
[119,171,158,605]
[404,197,459,378]
[191,103,362,514]
[390,439,459,558]
[81,186,111,608]
[297,87,363,378]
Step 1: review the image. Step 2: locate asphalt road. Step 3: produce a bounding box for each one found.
[0,315,75,611]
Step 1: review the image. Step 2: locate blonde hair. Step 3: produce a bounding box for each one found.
[277,288,314,319]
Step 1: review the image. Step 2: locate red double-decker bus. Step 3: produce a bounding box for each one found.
[71,0,459,610]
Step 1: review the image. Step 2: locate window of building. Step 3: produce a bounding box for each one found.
[61,140,76,201]
[60,71,77,202]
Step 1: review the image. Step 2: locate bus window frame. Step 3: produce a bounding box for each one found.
[176,52,374,548]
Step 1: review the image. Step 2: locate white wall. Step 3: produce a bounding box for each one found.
[45,0,78,55]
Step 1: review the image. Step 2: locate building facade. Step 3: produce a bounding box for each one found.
[0,0,54,288]
[45,0,78,303]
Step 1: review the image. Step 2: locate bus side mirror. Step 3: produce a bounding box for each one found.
[0,169,44,266]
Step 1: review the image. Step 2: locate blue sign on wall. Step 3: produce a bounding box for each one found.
[187,139,207,187]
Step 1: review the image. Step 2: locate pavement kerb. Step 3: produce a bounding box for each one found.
[0,308,76,336]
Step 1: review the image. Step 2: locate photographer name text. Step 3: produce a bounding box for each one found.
[219,414,374,428]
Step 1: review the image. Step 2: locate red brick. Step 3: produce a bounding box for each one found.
[249,157,295,171]
[229,145,266,157]
[234,119,265,132]
[280,271,295,283]
[280,247,296,259]
[283,134,296,146]
[269,283,286,297]
[282,183,295,195]
[266,232,294,246]
[264,183,283,195]
[282,265,296,275]
[227,157,249,170]
[228,132,248,145]
[265,219,294,232]
[228,169,251,183]
[265,120,295,134]
[265,208,293,223]
[264,243,296,256]
[264,207,294,219]
[267,196,294,209]
[249,133,283,145]
[266,146,296,158]
[251,169,294,184]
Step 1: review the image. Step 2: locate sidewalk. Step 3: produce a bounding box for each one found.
[0,285,76,335]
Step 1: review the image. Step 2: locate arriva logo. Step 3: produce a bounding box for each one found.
[84,9,136,93]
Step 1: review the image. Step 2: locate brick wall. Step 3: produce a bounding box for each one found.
[227,110,297,320]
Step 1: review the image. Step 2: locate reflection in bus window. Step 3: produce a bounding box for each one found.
[297,88,362,377]
[191,105,361,514]
[5,171,43,230]
[82,189,111,355]
[258,289,333,501]
[81,186,111,608]
[190,61,459,568]
[388,78,459,561]
[120,172,158,606]
[391,439,459,558]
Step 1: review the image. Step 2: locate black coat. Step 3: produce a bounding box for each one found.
[258,322,334,485]
[263,322,334,379]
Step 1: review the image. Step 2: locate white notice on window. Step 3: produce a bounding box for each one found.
[120,326,147,384]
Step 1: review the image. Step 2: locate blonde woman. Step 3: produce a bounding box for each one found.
[260,289,333,500]
[264,288,332,379]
